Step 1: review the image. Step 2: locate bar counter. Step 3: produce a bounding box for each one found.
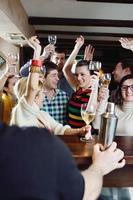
[58,135,133,187]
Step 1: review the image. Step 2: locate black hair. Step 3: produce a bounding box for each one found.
[119,59,133,74]
[117,74,133,106]
[3,75,14,94]
[76,60,91,69]
[55,47,66,55]
[43,60,58,78]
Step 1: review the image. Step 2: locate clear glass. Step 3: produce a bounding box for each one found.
[6,53,19,76]
[48,35,57,45]
[101,73,111,87]
[89,61,103,77]
[80,103,96,142]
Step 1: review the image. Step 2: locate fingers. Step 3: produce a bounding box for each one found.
[115,148,124,160]
[107,142,117,152]
[116,159,126,169]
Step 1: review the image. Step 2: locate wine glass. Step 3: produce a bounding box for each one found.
[80,103,96,142]
[6,53,19,76]
[101,73,111,87]
[48,35,57,45]
[89,61,102,76]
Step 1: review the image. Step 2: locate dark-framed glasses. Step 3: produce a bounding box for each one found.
[121,85,133,91]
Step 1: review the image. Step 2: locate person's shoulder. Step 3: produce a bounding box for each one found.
[0,125,61,146]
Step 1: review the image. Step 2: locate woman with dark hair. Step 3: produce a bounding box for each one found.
[93,74,133,136]
[63,36,99,128]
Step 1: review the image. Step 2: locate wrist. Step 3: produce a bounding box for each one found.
[90,163,104,176]
[31,59,42,67]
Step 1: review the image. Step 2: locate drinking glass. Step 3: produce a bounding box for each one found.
[101,73,111,87]
[80,103,96,142]
[48,35,57,45]
[89,61,101,75]
[6,53,19,76]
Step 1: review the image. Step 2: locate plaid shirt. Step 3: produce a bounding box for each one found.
[41,89,69,125]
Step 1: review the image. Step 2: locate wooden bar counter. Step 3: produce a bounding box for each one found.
[58,135,133,187]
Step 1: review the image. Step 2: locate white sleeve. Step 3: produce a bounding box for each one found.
[40,111,70,135]
[93,99,108,129]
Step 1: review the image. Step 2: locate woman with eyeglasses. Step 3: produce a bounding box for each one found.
[92,74,133,199]
[93,74,133,136]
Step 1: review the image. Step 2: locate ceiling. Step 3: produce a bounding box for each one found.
[20,0,133,52]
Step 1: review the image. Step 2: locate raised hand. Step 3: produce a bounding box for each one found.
[28,36,41,59]
[6,53,18,76]
[40,44,55,61]
[84,44,95,61]
[90,72,99,90]
[74,35,84,50]
[119,37,133,51]
[98,86,109,102]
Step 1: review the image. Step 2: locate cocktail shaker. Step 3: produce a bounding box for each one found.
[99,102,118,148]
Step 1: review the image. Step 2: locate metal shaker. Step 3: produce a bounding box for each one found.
[99,102,118,148]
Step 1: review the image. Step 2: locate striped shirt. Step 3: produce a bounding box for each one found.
[67,88,92,128]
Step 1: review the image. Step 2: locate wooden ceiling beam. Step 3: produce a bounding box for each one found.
[76,0,133,3]
[29,17,133,27]
[36,30,133,38]
[40,38,120,46]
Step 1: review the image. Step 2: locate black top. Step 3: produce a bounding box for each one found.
[0,124,84,200]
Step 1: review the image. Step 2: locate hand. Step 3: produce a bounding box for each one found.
[119,37,133,51]
[28,36,42,60]
[77,125,91,136]
[90,72,99,89]
[98,86,109,102]
[6,53,18,76]
[74,36,84,50]
[40,44,55,61]
[84,45,95,61]
[92,142,125,175]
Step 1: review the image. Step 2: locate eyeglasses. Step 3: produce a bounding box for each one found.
[121,85,133,91]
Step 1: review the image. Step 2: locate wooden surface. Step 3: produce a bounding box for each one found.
[58,135,133,187]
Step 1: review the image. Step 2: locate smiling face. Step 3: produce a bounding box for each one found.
[44,69,59,90]
[121,78,133,102]
[75,65,91,89]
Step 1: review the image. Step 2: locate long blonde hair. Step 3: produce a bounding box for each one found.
[13,77,27,99]
[14,77,43,99]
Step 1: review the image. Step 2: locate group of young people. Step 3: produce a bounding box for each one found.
[0,35,133,199]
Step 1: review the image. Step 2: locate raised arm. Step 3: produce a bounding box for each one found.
[25,36,42,106]
[84,44,95,61]
[119,37,133,51]
[0,55,17,91]
[63,36,84,90]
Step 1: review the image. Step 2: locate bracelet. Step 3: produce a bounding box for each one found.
[29,66,42,73]
[31,60,42,67]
